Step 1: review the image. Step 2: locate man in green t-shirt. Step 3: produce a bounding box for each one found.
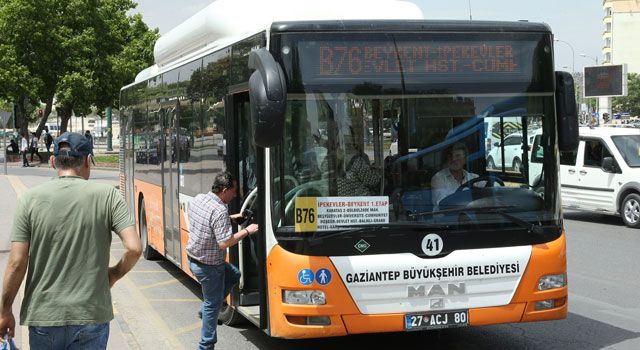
[0,132,142,349]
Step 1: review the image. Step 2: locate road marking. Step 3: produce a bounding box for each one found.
[173,322,202,335]
[128,270,170,274]
[109,256,184,348]
[147,298,201,302]
[139,278,186,290]
[5,175,29,349]
[6,175,28,197]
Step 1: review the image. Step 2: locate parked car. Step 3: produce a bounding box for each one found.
[560,127,640,228]
[486,132,535,173]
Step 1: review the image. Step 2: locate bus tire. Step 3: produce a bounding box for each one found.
[218,302,245,326]
[621,193,640,228]
[139,201,162,260]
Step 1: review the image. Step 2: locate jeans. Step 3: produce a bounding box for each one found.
[189,259,241,350]
[21,151,29,166]
[28,323,109,350]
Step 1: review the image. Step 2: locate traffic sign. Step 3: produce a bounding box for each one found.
[0,111,11,127]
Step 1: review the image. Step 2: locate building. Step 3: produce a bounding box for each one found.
[602,0,640,71]
[599,0,640,119]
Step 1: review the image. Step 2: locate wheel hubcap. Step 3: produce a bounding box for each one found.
[624,199,640,224]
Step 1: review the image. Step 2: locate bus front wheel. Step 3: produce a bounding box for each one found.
[139,201,161,260]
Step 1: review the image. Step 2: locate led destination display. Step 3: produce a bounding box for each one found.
[318,44,519,75]
[297,40,537,84]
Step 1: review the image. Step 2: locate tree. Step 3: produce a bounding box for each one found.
[613,73,640,117]
[0,0,158,136]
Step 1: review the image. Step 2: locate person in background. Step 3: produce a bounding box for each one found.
[6,138,19,154]
[20,133,29,167]
[44,129,54,152]
[29,132,42,162]
[186,171,258,350]
[85,130,93,147]
[431,143,479,210]
[0,132,141,349]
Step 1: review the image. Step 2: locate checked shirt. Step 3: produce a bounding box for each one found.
[186,192,232,265]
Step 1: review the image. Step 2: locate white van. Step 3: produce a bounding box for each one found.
[560,127,640,228]
[44,124,60,137]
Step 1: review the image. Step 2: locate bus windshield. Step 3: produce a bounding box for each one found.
[270,31,559,237]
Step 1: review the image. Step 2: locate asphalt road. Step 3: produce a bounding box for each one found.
[1,166,639,349]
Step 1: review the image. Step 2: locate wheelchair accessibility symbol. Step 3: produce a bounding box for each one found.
[298,269,314,285]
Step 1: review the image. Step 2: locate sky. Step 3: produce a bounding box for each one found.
[132,0,603,73]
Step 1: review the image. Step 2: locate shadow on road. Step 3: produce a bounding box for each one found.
[235,312,639,349]
[563,210,625,227]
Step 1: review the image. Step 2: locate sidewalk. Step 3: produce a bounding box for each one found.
[0,173,133,349]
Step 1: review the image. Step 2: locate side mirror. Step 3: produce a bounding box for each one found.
[555,71,579,152]
[248,49,287,148]
[602,156,617,173]
[493,142,500,147]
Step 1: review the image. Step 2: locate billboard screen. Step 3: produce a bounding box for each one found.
[583,64,627,97]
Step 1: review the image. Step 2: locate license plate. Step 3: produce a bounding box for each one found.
[404,310,468,331]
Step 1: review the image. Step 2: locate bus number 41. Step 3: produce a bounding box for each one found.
[296,208,315,224]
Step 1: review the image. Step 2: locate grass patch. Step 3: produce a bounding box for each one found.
[93,154,119,164]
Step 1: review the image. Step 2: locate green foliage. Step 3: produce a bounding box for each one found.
[613,73,640,117]
[0,0,159,133]
[93,154,119,164]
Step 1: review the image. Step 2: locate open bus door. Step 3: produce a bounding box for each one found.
[218,91,265,327]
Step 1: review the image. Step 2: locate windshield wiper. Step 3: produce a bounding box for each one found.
[416,205,552,238]
[309,222,450,242]
[412,205,518,217]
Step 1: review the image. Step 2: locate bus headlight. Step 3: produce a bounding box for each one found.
[537,273,566,290]
[283,290,326,305]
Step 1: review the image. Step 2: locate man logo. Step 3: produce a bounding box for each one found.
[407,282,466,297]
[430,298,445,309]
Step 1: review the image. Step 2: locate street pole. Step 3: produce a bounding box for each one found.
[2,122,7,175]
[106,106,113,151]
[468,0,473,20]
[580,53,600,125]
[554,39,575,74]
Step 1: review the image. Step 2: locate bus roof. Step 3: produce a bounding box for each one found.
[126,0,551,89]
[271,20,552,33]
[149,0,422,75]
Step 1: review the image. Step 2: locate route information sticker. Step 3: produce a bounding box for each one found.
[294,196,389,232]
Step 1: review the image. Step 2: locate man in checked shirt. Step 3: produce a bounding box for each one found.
[186,171,258,350]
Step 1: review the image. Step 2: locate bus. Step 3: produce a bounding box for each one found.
[119,0,578,339]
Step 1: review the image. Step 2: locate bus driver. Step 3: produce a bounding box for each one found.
[431,143,479,211]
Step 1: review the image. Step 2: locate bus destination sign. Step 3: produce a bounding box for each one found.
[298,41,535,84]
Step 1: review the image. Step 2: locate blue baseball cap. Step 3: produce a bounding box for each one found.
[54,132,94,157]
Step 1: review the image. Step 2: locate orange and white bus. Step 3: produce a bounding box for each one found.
[119,0,578,339]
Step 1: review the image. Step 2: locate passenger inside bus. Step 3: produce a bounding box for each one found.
[431,143,479,210]
[337,152,381,196]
